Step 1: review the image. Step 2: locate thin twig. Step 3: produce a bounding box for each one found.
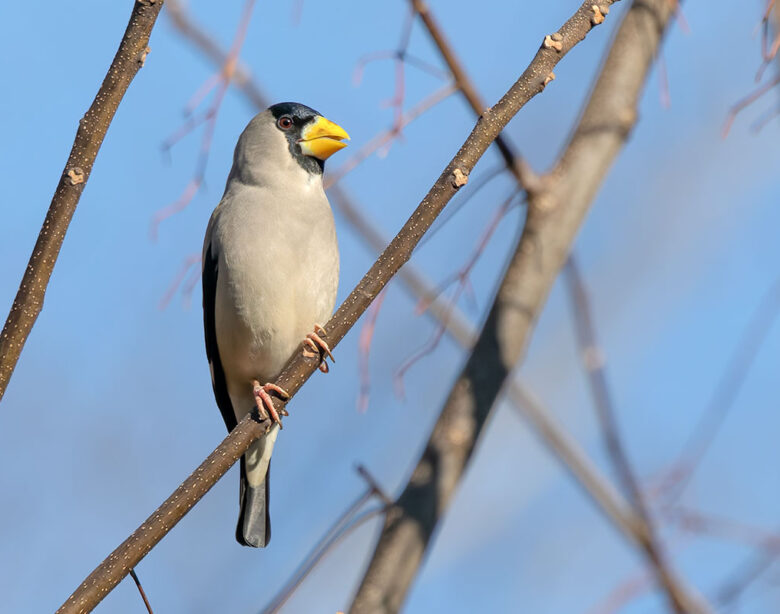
[151,0,256,238]
[756,0,780,81]
[713,546,779,609]
[260,465,391,614]
[585,572,652,614]
[408,0,538,190]
[394,189,521,394]
[0,0,164,402]
[129,569,154,614]
[653,278,780,503]
[166,0,267,109]
[563,257,705,614]
[324,83,457,189]
[667,507,780,551]
[722,73,780,137]
[260,492,377,614]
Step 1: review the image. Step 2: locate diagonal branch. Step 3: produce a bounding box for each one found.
[349,2,711,613]
[0,0,164,402]
[56,2,605,610]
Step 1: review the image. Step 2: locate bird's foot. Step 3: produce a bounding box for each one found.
[252,380,290,427]
[302,323,335,373]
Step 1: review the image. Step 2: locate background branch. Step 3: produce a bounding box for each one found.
[564,256,706,614]
[0,0,164,402]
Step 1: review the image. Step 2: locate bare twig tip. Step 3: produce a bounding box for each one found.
[67,168,85,186]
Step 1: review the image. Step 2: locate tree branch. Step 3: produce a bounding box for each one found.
[564,258,709,614]
[56,2,605,610]
[0,0,164,402]
[348,2,711,613]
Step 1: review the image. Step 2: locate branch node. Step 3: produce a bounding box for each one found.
[451,168,469,188]
[67,167,85,186]
[544,33,564,51]
[591,5,608,25]
[543,71,556,88]
[356,464,393,505]
[137,46,151,66]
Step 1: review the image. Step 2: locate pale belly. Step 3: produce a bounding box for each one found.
[213,210,339,416]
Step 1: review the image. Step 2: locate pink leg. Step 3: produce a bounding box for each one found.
[302,323,335,373]
[252,380,290,427]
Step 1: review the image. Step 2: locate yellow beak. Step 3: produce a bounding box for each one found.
[299,116,350,160]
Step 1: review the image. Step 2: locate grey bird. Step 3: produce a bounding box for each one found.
[202,102,348,547]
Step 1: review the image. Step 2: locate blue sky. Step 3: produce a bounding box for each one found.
[1,1,779,612]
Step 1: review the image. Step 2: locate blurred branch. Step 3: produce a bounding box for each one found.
[324,83,458,189]
[166,0,266,109]
[654,278,780,503]
[713,543,779,610]
[722,1,780,136]
[259,466,391,614]
[0,0,164,403]
[586,572,653,614]
[668,507,780,551]
[151,0,256,238]
[346,2,707,612]
[57,1,583,607]
[564,258,709,614]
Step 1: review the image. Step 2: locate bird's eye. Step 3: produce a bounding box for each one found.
[277,116,293,130]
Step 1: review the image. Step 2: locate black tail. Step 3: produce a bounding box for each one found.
[236,456,271,547]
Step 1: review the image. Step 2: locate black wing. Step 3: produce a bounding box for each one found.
[203,241,237,432]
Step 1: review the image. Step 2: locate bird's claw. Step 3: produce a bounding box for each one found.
[252,381,289,428]
[302,324,335,372]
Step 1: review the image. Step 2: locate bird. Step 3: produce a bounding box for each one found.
[202,102,348,547]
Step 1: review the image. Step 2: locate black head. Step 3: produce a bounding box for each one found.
[268,102,349,175]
